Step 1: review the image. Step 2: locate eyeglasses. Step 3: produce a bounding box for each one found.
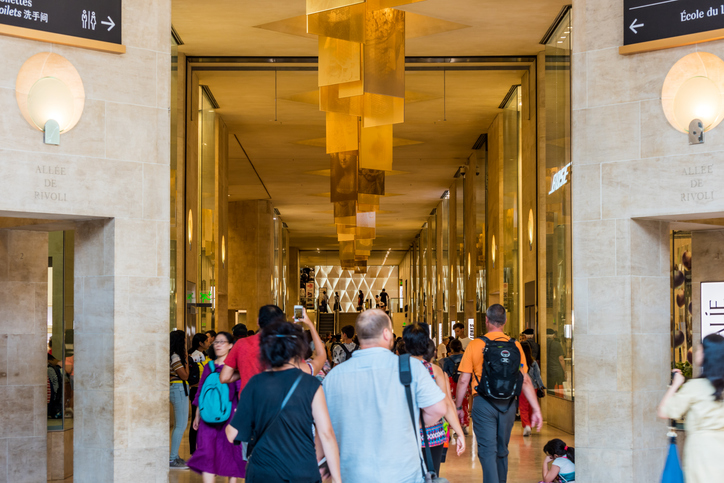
[213,340,229,345]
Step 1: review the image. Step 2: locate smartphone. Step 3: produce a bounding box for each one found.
[294,305,303,321]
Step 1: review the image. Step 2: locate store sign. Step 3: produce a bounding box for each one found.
[701,281,724,339]
[548,163,571,195]
[0,0,123,52]
[467,318,474,339]
[622,0,724,54]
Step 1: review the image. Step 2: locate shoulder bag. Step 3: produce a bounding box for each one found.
[399,354,450,483]
[244,372,303,462]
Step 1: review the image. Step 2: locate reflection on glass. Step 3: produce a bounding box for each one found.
[421,222,428,323]
[502,87,521,337]
[476,152,487,333]
[455,176,465,328]
[544,12,574,400]
[441,198,450,335]
[48,231,74,431]
[170,37,178,331]
[430,213,437,327]
[198,87,217,333]
[671,231,693,378]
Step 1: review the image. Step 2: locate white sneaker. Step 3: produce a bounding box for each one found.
[523,426,531,436]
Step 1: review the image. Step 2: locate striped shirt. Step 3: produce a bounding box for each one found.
[170,353,184,382]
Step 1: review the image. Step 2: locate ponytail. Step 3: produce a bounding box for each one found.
[702,334,724,402]
[543,438,575,464]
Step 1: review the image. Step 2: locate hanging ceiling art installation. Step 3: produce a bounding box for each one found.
[307,0,418,274]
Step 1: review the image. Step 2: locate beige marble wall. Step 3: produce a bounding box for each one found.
[228,200,275,330]
[572,1,724,480]
[0,0,171,480]
[0,230,48,483]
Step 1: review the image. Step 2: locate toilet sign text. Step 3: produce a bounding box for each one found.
[0,0,123,53]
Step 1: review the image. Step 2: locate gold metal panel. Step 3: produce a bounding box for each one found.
[341,259,357,269]
[364,8,405,98]
[320,85,363,116]
[338,80,364,98]
[359,169,385,195]
[307,4,365,43]
[330,150,359,202]
[357,194,380,212]
[307,0,365,15]
[366,0,424,10]
[355,238,374,255]
[334,200,356,220]
[339,240,356,260]
[318,36,361,87]
[326,112,359,154]
[359,124,393,170]
[362,94,404,128]
[355,211,376,239]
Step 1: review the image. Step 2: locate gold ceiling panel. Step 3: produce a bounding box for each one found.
[320,85,364,116]
[318,36,362,87]
[359,124,393,170]
[405,11,471,39]
[362,94,404,127]
[334,200,356,218]
[326,111,359,154]
[307,3,365,43]
[307,0,365,15]
[363,8,405,99]
[330,150,359,202]
[253,15,316,40]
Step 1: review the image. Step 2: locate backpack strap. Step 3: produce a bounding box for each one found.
[398,354,437,479]
[207,360,215,373]
[247,373,303,460]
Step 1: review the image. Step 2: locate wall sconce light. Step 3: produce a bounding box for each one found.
[187,210,193,250]
[16,53,85,146]
[221,235,226,268]
[527,209,534,251]
[662,52,724,145]
[491,235,496,268]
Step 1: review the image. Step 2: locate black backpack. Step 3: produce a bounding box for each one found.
[186,353,202,386]
[473,336,524,402]
[332,342,358,365]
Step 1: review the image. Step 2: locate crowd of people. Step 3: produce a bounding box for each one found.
[167,302,724,483]
[167,304,558,482]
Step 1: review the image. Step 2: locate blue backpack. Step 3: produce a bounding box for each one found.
[198,361,232,424]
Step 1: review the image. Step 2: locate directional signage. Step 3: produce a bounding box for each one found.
[0,0,122,53]
[623,0,724,54]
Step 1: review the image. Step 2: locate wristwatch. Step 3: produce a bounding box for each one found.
[456,406,463,410]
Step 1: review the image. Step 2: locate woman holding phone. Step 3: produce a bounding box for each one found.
[226,320,341,483]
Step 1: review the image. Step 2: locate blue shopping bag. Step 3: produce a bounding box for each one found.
[661,438,684,483]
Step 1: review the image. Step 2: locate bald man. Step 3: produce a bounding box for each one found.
[323,310,447,483]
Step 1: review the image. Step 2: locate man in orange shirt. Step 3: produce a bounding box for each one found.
[455,304,542,483]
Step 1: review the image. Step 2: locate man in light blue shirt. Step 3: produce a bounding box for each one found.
[323,310,447,483]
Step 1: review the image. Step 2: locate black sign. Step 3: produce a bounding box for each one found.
[624,0,724,46]
[0,0,121,45]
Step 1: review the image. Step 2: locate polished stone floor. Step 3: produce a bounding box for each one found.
[168,422,573,482]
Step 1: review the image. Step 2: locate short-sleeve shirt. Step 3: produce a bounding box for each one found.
[323,347,445,483]
[170,353,184,382]
[230,368,321,482]
[458,332,529,383]
[224,333,263,392]
[553,457,575,482]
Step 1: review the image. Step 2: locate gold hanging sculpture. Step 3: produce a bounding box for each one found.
[308,0,415,273]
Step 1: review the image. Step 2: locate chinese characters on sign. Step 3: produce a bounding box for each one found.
[701,281,724,339]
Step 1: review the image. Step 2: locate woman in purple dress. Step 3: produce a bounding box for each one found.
[188,331,246,482]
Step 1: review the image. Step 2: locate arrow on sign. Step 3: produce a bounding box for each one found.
[629,18,644,34]
[101,16,115,31]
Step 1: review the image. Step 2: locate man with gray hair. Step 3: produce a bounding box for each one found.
[323,309,447,483]
[456,304,542,483]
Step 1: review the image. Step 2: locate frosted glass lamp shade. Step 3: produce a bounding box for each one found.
[27,77,75,132]
[673,76,722,132]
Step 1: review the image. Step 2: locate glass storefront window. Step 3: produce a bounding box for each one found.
[476,150,487,330]
[671,231,693,378]
[47,231,74,431]
[544,12,574,400]
[197,87,217,332]
[455,176,465,328]
[421,222,428,323]
[502,87,521,337]
[170,38,178,331]
[441,197,450,334]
